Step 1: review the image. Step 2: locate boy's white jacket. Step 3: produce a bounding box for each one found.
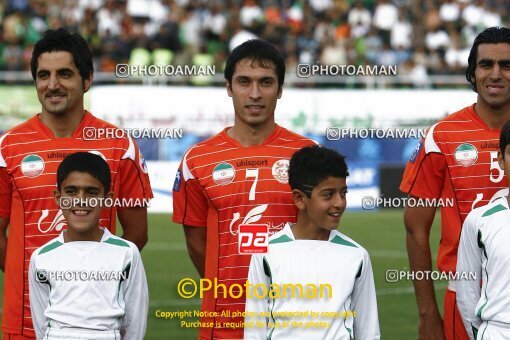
[28,228,148,339]
[457,197,510,339]
[244,223,380,340]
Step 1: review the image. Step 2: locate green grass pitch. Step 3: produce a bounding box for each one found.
[0,210,443,338]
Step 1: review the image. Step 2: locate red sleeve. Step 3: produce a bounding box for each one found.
[117,140,153,205]
[172,158,208,227]
[0,167,11,218]
[400,141,446,200]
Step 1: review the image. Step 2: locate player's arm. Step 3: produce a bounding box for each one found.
[0,165,11,272]
[118,207,148,250]
[404,203,444,339]
[173,153,209,278]
[183,225,206,278]
[456,212,482,339]
[244,254,270,340]
[120,246,149,339]
[401,141,446,340]
[351,251,380,339]
[28,253,49,339]
[0,216,8,272]
[117,138,153,250]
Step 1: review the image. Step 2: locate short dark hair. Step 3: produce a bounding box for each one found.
[500,119,510,158]
[57,152,111,192]
[466,26,510,92]
[224,39,285,90]
[31,28,93,82]
[289,145,349,197]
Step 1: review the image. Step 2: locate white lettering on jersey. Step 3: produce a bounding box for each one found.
[229,204,268,235]
[37,209,66,233]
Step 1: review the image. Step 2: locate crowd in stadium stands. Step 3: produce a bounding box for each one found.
[0,0,509,85]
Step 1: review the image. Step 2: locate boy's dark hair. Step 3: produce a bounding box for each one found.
[466,26,510,92]
[289,145,349,197]
[500,119,510,157]
[224,39,285,90]
[57,152,111,192]
[31,28,93,83]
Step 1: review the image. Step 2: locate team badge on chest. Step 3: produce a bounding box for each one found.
[272,159,290,184]
[454,143,478,167]
[21,154,45,177]
[212,162,236,185]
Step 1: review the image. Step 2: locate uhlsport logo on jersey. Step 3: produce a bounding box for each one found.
[454,143,478,167]
[21,154,45,177]
[212,163,235,185]
[238,224,268,254]
[272,159,290,184]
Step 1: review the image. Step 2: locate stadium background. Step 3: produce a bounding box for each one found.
[0,0,507,338]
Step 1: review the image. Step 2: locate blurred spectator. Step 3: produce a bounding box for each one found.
[97,0,122,36]
[391,9,412,50]
[320,37,347,65]
[229,19,257,52]
[461,0,484,28]
[373,0,399,45]
[297,27,319,64]
[203,3,227,42]
[377,43,399,66]
[401,58,430,88]
[363,27,383,64]
[439,0,460,24]
[5,0,30,14]
[2,42,24,71]
[425,26,450,51]
[309,0,334,16]
[239,0,264,29]
[180,5,201,56]
[152,11,181,52]
[348,1,371,35]
[482,6,501,28]
[444,33,469,73]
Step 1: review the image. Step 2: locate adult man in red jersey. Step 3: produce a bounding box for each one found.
[0,28,153,339]
[173,39,315,339]
[401,26,510,340]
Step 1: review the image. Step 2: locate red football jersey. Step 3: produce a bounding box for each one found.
[401,104,508,273]
[173,125,315,339]
[0,111,153,336]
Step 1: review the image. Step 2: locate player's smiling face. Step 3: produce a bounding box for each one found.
[54,171,111,241]
[227,58,282,130]
[35,51,91,117]
[475,43,510,109]
[294,176,348,240]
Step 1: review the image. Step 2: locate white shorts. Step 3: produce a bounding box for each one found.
[44,328,121,340]
[477,321,510,340]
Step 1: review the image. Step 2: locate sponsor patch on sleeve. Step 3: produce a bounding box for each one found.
[409,142,422,163]
[173,169,182,192]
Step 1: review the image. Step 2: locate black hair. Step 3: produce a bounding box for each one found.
[466,26,510,92]
[31,28,93,83]
[57,152,111,192]
[289,145,349,197]
[500,119,510,158]
[224,39,285,90]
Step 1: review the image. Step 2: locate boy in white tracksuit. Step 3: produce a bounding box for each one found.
[457,119,510,339]
[244,145,380,339]
[29,152,148,339]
